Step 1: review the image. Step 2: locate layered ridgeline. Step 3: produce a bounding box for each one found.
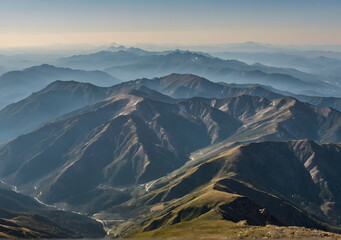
[57,49,340,96]
[0,64,119,110]
[2,73,341,143]
[212,50,341,87]
[0,74,280,142]
[0,188,105,238]
[129,74,341,112]
[1,74,341,238]
[108,140,341,238]
[1,79,341,208]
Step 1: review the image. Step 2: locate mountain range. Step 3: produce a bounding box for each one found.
[2,44,341,239]
[1,75,341,211]
[2,74,341,143]
[57,49,340,97]
[212,51,341,87]
[0,64,119,110]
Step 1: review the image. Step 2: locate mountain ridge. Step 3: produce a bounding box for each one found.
[111,140,341,238]
[1,86,341,206]
[0,64,120,110]
[58,49,339,96]
[2,73,341,144]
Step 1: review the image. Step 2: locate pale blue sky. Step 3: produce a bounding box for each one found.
[0,0,340,47]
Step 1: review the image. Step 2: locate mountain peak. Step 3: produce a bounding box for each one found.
[44,80,99,91]
[25,63,58,71]
[161,73,208,82]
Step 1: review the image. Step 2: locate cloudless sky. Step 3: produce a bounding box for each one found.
[0,0,340,47]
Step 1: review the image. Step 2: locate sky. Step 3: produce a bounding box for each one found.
[0,0,340,48]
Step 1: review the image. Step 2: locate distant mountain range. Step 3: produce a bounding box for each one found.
[0,64,119,110]
[57,49,340,97]
[212,52,341,87]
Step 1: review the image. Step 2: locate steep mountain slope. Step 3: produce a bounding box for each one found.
[0,188,105,238]
[2,73,341,143]
[114,140,341,238]
[0,73,289,143]
[127,73,282,100]
[0,79,175,143]
[1,88,341,207]
[294,95,341,111]
[219,81,341,112]
[0,81,112,142]
[112,78,341,144]
[0,64,119,109]
[0,92,241,204]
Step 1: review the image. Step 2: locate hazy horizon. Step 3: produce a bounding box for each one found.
[1,0,341,48]
[2,1,341,238]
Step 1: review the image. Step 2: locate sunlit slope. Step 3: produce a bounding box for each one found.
[115,140,341,237]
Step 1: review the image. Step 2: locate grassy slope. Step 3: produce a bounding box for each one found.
[129,217,341,239]
[107,141,341,238]
[125,186,341,239]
